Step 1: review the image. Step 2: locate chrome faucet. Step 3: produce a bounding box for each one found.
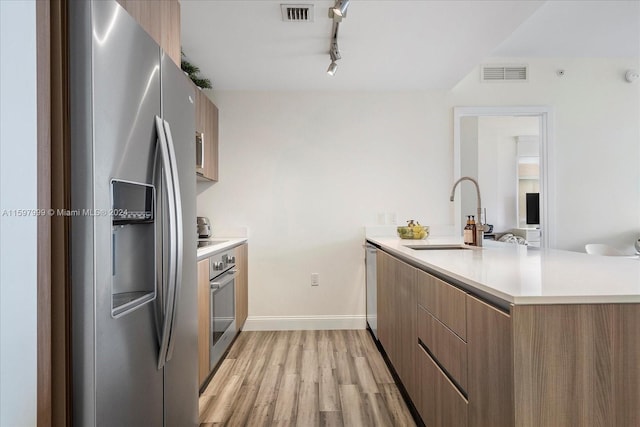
[450,176,484,247]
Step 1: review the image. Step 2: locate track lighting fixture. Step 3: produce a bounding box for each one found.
[327,61,338,76]
[331,0,350,19]
[326,0,350,76]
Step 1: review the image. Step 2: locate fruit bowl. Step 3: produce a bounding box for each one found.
[397,225,429,240]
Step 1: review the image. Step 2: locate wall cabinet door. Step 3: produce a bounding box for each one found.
[197,259,210,386]
[376,250,417,397]
[235,243,248,330]
[116,0,181,66]
[195,88,219,182]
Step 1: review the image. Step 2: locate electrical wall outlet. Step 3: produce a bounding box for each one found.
[311,273,320,286]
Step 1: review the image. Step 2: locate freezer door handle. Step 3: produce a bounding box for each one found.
[163,119,183,363]
[155,116,178,370]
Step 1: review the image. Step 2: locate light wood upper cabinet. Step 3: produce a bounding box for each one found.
[197,259,210,387]
[195,88,219,182]
[235,243,248,330]
[116,0,181,66]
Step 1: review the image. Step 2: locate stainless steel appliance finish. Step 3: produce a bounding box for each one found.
[195,131,205,176]
[197,216,211,238]
[207,249,237,370]
[365,244,378,339]
[69,1,197,425]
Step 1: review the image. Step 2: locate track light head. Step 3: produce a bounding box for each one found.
[327,61,338,76]
[332,0,350,18]
[328,0,350,22]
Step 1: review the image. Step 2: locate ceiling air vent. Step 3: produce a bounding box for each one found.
[481,65,528,82]
[281,4,314,22]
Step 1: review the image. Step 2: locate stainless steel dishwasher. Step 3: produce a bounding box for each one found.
[365,243,378,340]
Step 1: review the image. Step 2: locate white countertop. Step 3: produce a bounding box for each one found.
[197,237,247,260]
[367,236,640,305]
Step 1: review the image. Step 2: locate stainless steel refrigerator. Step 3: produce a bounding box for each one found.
[69,1,197,425]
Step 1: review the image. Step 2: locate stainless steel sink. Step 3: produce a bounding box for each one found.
[404,244,473,250]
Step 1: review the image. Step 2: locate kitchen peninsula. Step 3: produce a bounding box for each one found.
[367,236,640,427]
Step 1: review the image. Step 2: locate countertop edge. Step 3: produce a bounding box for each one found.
[367,237,640,306]
[197,238,248,261]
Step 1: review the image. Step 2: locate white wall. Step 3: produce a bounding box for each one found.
[0,1,38,425]
[198,57,640,325]
[197,91,451,328]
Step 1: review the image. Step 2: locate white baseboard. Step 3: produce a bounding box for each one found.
[242,315,367,331]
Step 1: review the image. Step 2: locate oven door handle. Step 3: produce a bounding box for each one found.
[210,269,237,292]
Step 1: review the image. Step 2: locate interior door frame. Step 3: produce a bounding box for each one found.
[453,106,555,249]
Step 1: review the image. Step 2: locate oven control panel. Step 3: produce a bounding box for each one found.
[209,248,237,281]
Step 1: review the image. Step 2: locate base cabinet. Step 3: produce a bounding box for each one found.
[377,250,417,397]
[417,345,468,427]
[235,243,248,330]
[374,248,640,427]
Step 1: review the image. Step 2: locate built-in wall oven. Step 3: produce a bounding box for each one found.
[209,248,237,370]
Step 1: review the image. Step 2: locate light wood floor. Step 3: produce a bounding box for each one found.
[199,330,417,427]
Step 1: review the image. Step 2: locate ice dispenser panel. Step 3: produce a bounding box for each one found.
[111,179,156,317]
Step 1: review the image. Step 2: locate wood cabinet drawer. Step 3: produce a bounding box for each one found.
[417,345,468,427]
[417,269,467,340]
[418,306,468,392]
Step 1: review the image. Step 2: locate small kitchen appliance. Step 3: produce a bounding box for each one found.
[197,216,212,238]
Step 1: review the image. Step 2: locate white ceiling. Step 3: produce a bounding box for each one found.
[180,0,640,91]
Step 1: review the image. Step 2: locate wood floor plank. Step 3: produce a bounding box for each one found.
[335,351,358,385]
[284,341,302,375]
[202,359,236,396]
[319,411,344,427]
[319,367,341,412]
[199,330,415,427]
[296,380,320,427]
[363,393,395,427]
[318,337,336,369]
[380,383,417,427]
[273,373,300,422]
[339,384,370,427]
[199,375,243,424]
[354,357,380,393]
[300,349,319,383]
[224,385,259,426]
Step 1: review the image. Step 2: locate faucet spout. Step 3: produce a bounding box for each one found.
[450,176,484,246]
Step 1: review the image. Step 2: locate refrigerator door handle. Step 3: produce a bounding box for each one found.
[155,115,178,370]
[162,119,183,363]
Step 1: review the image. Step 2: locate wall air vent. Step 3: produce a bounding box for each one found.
[481,65,528,82]
[281,4,314,22]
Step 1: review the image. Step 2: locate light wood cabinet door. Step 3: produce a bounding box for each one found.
[195,88,219,182]
[235,243,248,330]
[116,0,180,66]
[197,259,210,386]
[417,269,467,341]
[160,0,180,66]
[376,251,417,398]
[467,295,514,427]
[417,306,467,392]
[417,345,468,427]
